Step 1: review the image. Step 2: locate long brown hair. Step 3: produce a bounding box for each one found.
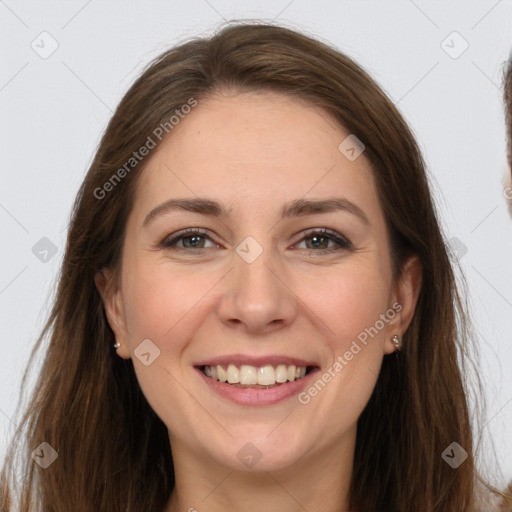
[505,53,512,173]
[500,54,512,511]
[505,53,512,218]
[1,21,508,511]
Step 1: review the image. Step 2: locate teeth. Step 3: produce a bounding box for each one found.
[202,363,309,386]
[227,364,240,384]
[275,364,288,383]
[217,365,227,383]
[257,365,275,386]
[240,365,257,385]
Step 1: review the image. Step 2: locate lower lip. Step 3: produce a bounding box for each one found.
[195,367,318,406]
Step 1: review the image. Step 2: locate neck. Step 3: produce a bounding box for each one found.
[164,428,356,512]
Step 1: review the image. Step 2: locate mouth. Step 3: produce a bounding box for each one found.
[198,363,315,389]
[193,355,320,406]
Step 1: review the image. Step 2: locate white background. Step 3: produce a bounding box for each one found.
[1,0,511,488]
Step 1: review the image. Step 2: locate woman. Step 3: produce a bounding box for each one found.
[1,22,510,512]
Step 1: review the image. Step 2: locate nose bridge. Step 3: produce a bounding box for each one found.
[217,234,297,332]
[235,238,277,295]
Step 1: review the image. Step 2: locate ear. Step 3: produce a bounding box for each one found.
[383,254,423,354]
[95,269,131,359]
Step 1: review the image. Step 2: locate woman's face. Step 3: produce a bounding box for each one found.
[98,90,421,472]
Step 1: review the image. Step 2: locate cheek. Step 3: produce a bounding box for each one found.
[297,262,392,354]
[120,261,219,439]
[121,259,217,348]
[285,265,392,450]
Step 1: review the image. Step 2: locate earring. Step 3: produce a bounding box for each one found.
[113,341,120,349]
[392,335,401,351]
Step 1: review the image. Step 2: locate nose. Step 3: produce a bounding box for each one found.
[216,244,298,335]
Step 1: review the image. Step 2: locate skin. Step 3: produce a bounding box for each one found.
[96,90,422,512]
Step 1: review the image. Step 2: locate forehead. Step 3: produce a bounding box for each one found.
[132,90,383,226]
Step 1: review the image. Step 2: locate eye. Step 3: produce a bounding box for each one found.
[160,229,220,250]
[294,228,352,252]
[159,228,352,253]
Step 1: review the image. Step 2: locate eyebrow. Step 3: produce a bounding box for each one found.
[142,197,370,227]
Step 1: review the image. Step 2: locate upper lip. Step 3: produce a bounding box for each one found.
[194,354,318,368]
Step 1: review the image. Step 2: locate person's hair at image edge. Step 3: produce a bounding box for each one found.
[499,54,512,510]
[504,52,512,216]
[1,21,511,512]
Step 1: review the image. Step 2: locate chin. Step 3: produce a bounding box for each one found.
[209,430,313,473]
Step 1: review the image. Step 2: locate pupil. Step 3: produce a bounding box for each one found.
[309,235,326,249]
[185,235,203,248]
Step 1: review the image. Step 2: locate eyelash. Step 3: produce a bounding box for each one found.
[159,228,353,253]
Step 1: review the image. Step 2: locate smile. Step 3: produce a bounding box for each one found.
[202,363,311,388]
[194,355,320,406]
